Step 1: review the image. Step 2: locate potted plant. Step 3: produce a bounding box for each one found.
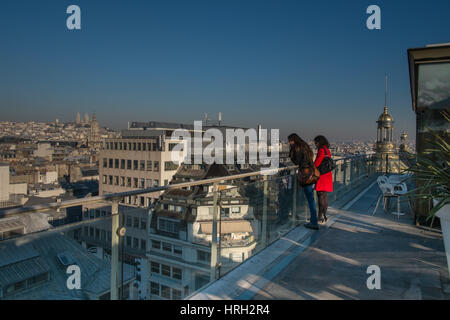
[408,111,450,276]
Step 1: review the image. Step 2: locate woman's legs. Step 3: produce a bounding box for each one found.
[303,184,318,226]
[317,191,329,221]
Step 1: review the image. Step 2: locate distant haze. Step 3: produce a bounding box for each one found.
[2,1,449,141]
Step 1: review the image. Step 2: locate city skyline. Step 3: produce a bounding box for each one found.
[2,1,450,141]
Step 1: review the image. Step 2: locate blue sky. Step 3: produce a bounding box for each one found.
[1,0,449,141]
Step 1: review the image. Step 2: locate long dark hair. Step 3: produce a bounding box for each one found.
[288,133,313,162]
[314,135,330,149]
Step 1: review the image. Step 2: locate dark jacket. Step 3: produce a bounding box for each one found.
[289,145,313,169]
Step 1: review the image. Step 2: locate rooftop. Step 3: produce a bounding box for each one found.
[189,178,450,300]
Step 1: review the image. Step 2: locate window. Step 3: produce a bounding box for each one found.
[120,159,125,169]
[137,143,141,151]
[140,160,145,171]
[127,160,132,170]
[102,175,107,184]
[142,143,146,151]
[133,217,139,229]
[120,176,125,186]
[172,267,182,280]
[161,285,170,299]
[133,178,138,188]
[127,177,132,187]
[172,288,181,300]
[141,239,146,251]
[164,180,169,186]
[103,158,107,168]
[152,143,157,151]
[146,160,152,171]
[27,272,48,287]
[124,142,127,150]
[232,206,241,213]
[197,250,211,263]
[133,160,138,170]
[109,158,113,168]
[133,238,139,248]
[114,176,119,185]
[161,264,171,277]
[147,143,152,151]
[174,246,182,256]
[150,282,159,296]
[221,207,230,217]
[152,240,161,250]
[151,262,160,274]
[154,179,159,187]
[146,179,152,188]
[115,159,119,169]
[133,143,136,151]
[154,161,159,172]
[162,242,172,252]
[159,218,177,234]
[126,236,132,247]
[164,161,179,171]
[140,178,145,188]
[141,219,147,230]
[109,175,113,185]
[126,216,132,227]
[168,143,179,151]
[119,142,123,150]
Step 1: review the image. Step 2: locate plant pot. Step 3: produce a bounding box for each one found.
[436,203,450,278]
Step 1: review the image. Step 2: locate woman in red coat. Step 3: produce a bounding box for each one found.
[314,135,333,224]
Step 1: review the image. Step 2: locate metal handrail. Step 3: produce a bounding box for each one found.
[0,165,295,217]
[0,154,371,217]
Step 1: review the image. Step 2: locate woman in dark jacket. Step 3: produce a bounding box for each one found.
[288,133,319,230]
[314,135,333,224]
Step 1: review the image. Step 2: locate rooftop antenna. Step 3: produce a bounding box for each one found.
[385,73,388,108]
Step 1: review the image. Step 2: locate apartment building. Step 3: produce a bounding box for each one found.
[79,202,149,264]
[147,163,260,300]
[99,123,189,207]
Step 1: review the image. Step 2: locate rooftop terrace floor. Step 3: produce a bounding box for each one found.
[252,182,450,300]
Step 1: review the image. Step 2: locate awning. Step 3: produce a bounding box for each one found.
[199,220,253,234]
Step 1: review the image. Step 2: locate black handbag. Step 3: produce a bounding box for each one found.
[317,147,336,175]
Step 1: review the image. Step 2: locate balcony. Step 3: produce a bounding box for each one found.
[0,154,448,300]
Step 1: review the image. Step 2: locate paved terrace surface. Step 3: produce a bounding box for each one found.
[252,182,450,300]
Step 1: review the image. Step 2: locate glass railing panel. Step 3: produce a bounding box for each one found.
[0,209,136,300]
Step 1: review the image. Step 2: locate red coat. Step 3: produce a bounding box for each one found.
[314,146,333,192]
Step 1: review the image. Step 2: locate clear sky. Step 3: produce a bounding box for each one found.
[1,0,449,142]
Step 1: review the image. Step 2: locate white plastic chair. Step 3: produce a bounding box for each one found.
[373,176,394,215]
[373,176,412,219]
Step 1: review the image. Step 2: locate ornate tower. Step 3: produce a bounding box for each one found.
[374,75,399,173]
[375,106,395,154]
[88,114,101,151]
